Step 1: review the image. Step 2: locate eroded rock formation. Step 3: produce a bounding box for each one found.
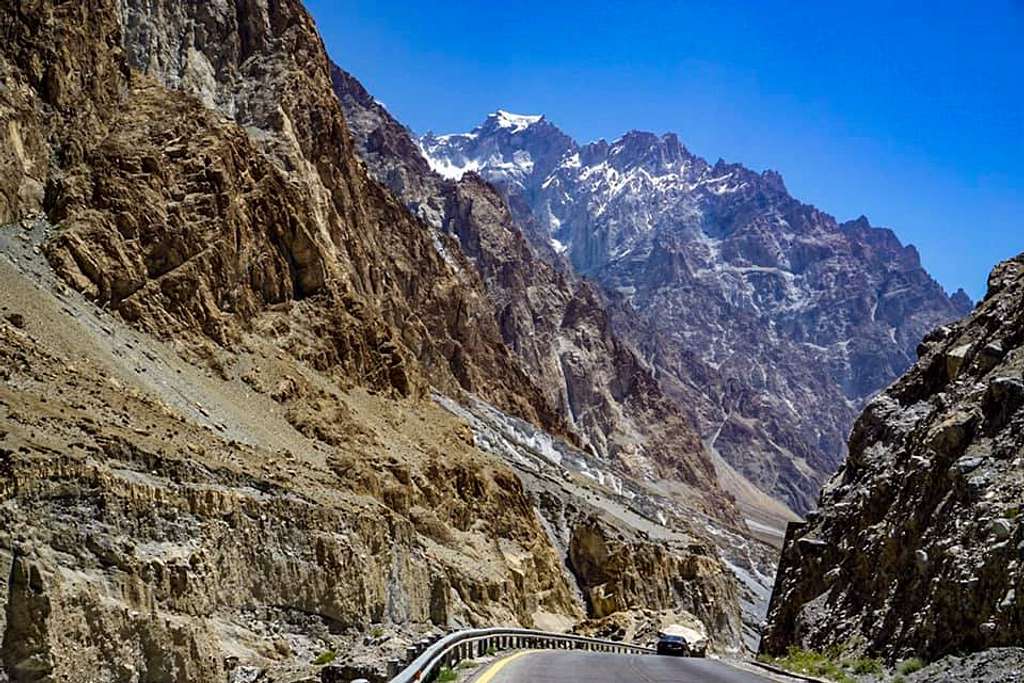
[3,0,564,434]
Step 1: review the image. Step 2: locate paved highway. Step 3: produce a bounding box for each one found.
[471,650,780,683]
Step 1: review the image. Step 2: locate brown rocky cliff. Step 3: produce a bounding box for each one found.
[762,253,1024,663]
[0,3,756,681]
[568,516,742,648]
[0,0,565,436]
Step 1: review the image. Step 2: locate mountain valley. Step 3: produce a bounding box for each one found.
[0,1,1018,682]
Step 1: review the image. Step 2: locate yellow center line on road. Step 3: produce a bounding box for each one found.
[474,649,536,683]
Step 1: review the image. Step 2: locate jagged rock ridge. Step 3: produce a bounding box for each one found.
[421,116,972,513]
[762,253,1024,663]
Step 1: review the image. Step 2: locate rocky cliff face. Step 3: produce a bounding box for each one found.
[568,516,739,640]
[0,1,748,679]
[762,253,1024,663]
[333,68,735,522]
[0,228,581,681]
[4,0,566,437]
[422,118,972,514]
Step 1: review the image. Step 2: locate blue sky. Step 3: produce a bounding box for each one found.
[306,0,1023,300]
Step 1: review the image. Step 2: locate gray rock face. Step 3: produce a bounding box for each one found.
[762,254,1024,662]
[907,647,1024,683]
[421,118,972,513]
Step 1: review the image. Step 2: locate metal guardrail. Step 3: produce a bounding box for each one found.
[384,627,655,683]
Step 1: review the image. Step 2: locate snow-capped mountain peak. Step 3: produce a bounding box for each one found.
[488,109,544,133]
[418,109,576,189]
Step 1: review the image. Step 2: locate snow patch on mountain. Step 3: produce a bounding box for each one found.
[490,109,543,132]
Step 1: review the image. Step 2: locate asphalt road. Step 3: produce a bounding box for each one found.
[472,651,779,683]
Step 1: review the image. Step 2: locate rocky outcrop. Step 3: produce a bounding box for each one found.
[761,254,1024,663]
[906,648,1024,683]
[422,118,972,514]
[568,517,741,648]
[333,67,735,521]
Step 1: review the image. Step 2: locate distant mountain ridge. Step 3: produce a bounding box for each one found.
[419,111,972,513]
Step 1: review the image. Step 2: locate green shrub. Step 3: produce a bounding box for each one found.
[846,657,883,674]
[370,625,385,639]
[485,646,498,657]
[758,647,852,683]
[312,650,336,666]
[436,666,458,682]
[898,657,925,675]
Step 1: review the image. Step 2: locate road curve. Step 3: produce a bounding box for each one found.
[471,650,778,683]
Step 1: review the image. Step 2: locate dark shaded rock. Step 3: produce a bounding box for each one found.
[2,314,24,329]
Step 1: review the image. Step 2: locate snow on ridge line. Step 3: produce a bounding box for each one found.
[490,109,543,132]
[420,151,480,180]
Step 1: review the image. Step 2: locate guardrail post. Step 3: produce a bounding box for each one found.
[386,658,401,677]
